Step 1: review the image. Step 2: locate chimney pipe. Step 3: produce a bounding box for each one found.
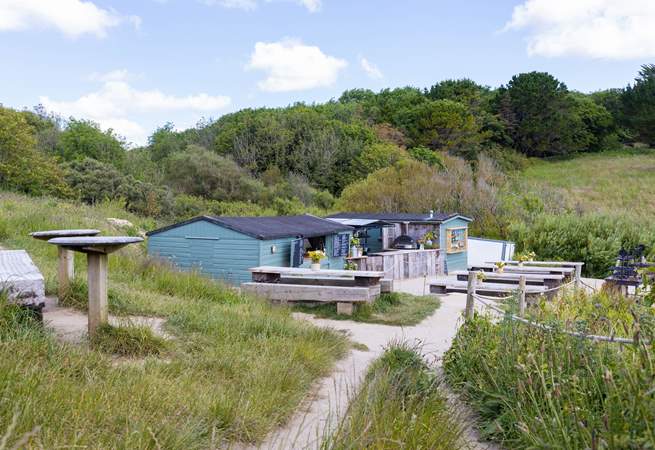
[429,210,434,219]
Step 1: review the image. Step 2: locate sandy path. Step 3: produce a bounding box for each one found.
[247,277,499,450]
[42,296,168,343]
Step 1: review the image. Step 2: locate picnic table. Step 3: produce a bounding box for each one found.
[452,270,564,289]
[47,236,142,336]
[248,266,385,286]
[470,264,575,278]
[30,229,101,298]
[244,266,386,315]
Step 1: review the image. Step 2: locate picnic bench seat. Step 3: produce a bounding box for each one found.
[451,270,564,289]
[430,280,547,297]
[242,282,377,315]
[246,266,386,315]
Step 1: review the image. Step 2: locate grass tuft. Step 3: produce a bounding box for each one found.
[91,323,168,357]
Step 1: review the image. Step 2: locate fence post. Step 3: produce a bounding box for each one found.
[518,275,526,317]
[574,264,582,290]
[466,271,477,321]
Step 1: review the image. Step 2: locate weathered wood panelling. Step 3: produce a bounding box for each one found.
[353,249,440,280]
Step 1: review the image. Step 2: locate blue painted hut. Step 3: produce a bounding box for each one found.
[146,215,353,284]
[326,212,473,273]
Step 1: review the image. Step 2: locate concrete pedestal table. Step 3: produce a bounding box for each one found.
[47,236,143,336]
[30,229,100,298]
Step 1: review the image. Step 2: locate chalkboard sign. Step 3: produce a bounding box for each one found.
[333,234,349,257]
[291,238,304,267]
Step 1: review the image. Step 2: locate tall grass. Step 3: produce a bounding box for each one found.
[443,290,655,448]
[323,343,469,449]
[0,191,349,448]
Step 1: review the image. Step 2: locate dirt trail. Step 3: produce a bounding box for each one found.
[246,277,500,450]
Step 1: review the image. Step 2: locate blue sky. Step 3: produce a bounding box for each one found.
[1,0,653,145]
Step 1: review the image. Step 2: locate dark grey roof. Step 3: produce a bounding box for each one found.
[147,215,352,240]
[326,212,472,223]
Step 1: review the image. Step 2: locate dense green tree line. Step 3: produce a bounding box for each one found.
[1,65,653,227]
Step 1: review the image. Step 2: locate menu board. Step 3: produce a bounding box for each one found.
[446,227,467,254]
[333,233,350,257]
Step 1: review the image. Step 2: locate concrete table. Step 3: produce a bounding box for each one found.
[30,229,101,298]
[47,236,143,336]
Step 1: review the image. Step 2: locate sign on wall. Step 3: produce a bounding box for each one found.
[333,233,350,257]
[446,227,468,254]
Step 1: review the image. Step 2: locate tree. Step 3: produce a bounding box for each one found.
[425,78,490,110]
[59,119,126,167]
[495,72,580,157]
[164,145,266,202]
[397,99,480,156]
[622,64,655,146]
[148,123,186,162]
[0,106,72,197]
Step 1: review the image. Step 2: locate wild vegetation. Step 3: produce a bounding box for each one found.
[295,292,441,326]
[323,343,469,449]
[443,290,655,448]
[0,192,350,448]
[2,65,655,275]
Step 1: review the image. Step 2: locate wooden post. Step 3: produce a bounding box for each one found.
[57,247,75,299]
[87,253,108,336]
[574,264,582,290]
[518,275,527,317]
[337,302,354,316]
[465,271,477,321]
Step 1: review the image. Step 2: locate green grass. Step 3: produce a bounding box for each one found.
[91,323,169,357]
[322,342,469,449]
[443,289,655,448]
[0,192,349,448]
[294,292,441,326]
[520,148,655,216]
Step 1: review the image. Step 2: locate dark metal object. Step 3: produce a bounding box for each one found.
[392,234,416,249]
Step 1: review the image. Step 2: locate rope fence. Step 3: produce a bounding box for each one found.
[464,271,647,346]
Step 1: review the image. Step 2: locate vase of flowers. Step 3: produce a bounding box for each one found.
[350,236,361,257]
[495,261,506,273]
[308,250,326,270]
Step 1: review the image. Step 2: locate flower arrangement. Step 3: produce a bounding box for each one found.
[422,231,437,249]
[495,261,506,273]
[344,261,358,271]
[516,250,536,263]
[307,250,326,264]
[350,236,360,247]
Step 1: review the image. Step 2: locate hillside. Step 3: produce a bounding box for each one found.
[520,149,655,217]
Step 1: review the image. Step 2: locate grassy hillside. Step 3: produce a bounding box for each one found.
[520,149,655,217]
[0,192,349,448]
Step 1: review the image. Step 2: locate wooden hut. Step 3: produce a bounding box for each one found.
[146,215,353,284]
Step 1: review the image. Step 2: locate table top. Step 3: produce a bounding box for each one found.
[47,236,143,254]
[30,229,101,240]
[472,264,575,274]
[487,260,584,267]
[249,265,384,278]
[452,270,564,280]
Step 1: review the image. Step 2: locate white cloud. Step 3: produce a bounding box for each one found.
[505,0,655,59]
[0,0,139,38]
[40,76,231,145]
[203,0,321,12]
[247,39,346,92]
[360,57,383,79]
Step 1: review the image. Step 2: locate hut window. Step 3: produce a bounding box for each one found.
[304,236,325,253]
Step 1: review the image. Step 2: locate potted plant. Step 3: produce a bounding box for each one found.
[423,231,436,249]
[495,261,506,273]
[350,236,361,257]
[516,250,536,266]
[307,250,326,271]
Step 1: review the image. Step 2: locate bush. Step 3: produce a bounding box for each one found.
[509,213,655,277]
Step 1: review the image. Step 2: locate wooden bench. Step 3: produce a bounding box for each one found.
[470,264,575,279]
[430,280,547,297]
[246,266,386,315]
[242,282,377,315]
[452,270,564,289]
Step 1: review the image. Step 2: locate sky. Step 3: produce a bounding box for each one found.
[1,0,654,146]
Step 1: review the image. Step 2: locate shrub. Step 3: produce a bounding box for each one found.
[510,212,655,277]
